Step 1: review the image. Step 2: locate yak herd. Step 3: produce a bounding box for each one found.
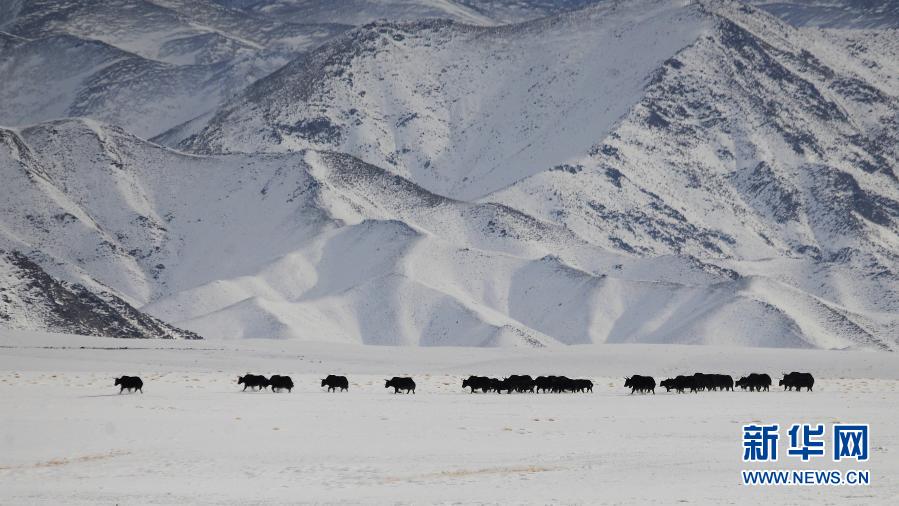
[236,374,344,392]
[462,375,593,393]
[629,371,815,394]
[238,374,295,392]
[111,371,815,395]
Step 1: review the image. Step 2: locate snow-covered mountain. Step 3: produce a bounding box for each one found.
[0,0,346,137]
[214,0,601,26]
[2,116,895,348]
[0,0,602,136]
[0,249,200,340]
[752,0,899,28]
[1,0,897,348]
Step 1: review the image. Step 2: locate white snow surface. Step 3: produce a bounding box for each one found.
[0,330,898,504]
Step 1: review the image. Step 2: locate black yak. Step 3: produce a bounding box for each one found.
[753,373,772,391]
[462,376,491,393]
[677,375,696,393]
[321,375,349,392]
[534,376,555,393]
[689,373,733,392]
[385,377,416,394]
[551,376,573,393]
[713,374,734,392]
[238,374,269,391]
[737,373,771,392]
[624,375,655,394]
[779,372,814,392]
[692,373,710,391]
[532,376,591,393]
[675,375,696,393]
[114,376,143,394]
[269,375,294,393]
[572,379,593,393]
[500,375,535,394]
[479,378,500,393]
[660,378,677,392]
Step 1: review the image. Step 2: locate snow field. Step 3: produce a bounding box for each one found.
[1,332,898,504]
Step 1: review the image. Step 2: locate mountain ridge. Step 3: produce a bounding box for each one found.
[1,0,897,349]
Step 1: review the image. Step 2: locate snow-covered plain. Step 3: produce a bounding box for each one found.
[1,330,897,504]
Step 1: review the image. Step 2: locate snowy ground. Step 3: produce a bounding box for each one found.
[1,331,898,504]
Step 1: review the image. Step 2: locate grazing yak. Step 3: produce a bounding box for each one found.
[269,375,294,393]
[690,373,733,392]
[736,373,772,392]
[556,377,592,393]
[321,375,349,392]
[691,372,709,391]
[534,376,556,393]
[571,379,593,393]
[487,377,504,393]
[660,377,678,393]
[753,373,772,391]
[500,375,535,394]
[624,375,655,394]
[385,377,416,394]
[550,376,572,393]
[660,378,672,391]
[238,374,269,391]
[779,372,814,392]
[660,375,694,393]
[713,374,734,391]
[114,376,143,394]
[462,376,493,393]
[525,376,594,393]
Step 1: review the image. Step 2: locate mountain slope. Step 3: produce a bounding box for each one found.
[5,0,347,64]
[0,34,243,138]
[752,0,899,28]
[2,119,894,348]
[148,0,899,348]
[171,1,899,262]
[0,250,200,339]
[231,0,496,26]
[177,0,711,200]
[2,0,897,349]
[217,0,601,26]
[484,1,899,293]
[0,0,346,136]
